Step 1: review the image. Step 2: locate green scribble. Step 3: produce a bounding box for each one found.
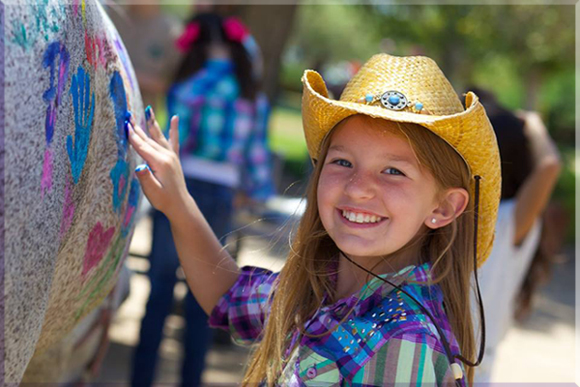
[11,20,31,50]
[10,0,64,50]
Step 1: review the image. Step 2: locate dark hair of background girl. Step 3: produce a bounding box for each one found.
[471,87,556,321]
[471,87,533,199]
[173,13,258,100]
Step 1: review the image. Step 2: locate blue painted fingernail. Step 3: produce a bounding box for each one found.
[145,105,152,122]
[135,164,148,173]
[125,110,132,121]
[124,120,131,138]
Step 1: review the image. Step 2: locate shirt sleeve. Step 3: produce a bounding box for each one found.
[240,93,276,201]
[351,332,464,387]
[208,266,279,345]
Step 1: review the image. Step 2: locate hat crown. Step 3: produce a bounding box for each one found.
[340,54,464,116]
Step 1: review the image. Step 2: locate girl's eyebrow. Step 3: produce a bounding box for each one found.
[381,154,417,168]
[328,145,347,152]
[329,145,416,167]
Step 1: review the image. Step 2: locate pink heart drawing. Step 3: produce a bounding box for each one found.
[82,222,116,278]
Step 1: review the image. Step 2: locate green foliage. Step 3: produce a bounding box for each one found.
[290,5,382,66]
[268,107,307,162]
[552,147,575,241]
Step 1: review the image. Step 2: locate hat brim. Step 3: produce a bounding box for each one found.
[301,70,501,267]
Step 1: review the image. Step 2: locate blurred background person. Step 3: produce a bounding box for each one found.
[471,88,562,383]
[108,4,183,112]
[130,11,274,387]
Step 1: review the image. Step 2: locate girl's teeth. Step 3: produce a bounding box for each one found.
[341,210,383,224]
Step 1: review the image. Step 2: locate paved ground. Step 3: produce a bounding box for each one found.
[95,214,576,385]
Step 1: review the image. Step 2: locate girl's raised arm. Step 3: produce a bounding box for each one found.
[128,114,240,314]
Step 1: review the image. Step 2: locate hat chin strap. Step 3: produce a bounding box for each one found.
[458,175,486,368]
[337,175,485,387]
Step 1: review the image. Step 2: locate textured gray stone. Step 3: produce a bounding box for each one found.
[2,0,143,382]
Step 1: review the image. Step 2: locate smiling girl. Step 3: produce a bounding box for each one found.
[128,54,500,386]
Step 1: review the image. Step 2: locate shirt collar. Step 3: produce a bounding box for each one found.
[320,262,434,320]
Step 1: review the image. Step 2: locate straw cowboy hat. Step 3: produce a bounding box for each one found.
[301,53,501,267]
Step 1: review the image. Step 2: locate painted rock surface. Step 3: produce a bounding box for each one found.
[2,0,143,382]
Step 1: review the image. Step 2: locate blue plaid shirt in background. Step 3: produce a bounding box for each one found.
[209,262,466,386]
[167,58,274,201]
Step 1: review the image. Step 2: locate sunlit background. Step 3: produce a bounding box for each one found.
[96,2,576,385]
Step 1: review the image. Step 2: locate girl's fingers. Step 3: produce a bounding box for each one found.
[145,106,170,149]
[130,121,166,154]
[128,123,163,163]
[149,121,169,148]
[169,115,180,153]
[134,163,164,194]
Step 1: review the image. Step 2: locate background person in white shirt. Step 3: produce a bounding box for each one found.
[472,88,562,382]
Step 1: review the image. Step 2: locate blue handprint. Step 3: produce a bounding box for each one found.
[67,66,95,184]
[121,179,141,237]
[109,71,128,158]
[110,158,129,213]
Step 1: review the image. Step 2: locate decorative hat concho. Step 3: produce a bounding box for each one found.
[358,90,427,114]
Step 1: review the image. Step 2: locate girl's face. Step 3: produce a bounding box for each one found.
[317,116,442,267]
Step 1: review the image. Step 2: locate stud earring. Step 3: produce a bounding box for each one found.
[431,218,437,224]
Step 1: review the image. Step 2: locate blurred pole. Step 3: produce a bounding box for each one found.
[236,5,299,103]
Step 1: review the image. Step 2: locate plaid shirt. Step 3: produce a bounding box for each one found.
[210,263,467,386]
[167,59,274,201]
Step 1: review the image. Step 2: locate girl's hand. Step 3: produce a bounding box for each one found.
[128,110,191,221]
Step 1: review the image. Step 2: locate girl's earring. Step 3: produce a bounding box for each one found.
[431,218,437,224]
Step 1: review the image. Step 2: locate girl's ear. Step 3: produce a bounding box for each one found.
[425,188,469,229]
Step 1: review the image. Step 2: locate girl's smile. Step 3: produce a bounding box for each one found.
[317,116,443,268]
[337,207,387,227]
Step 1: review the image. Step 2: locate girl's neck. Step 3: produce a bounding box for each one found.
[207,44,231,60]
[335,251,420,299]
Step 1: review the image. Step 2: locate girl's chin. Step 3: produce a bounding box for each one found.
[335,245,389,261]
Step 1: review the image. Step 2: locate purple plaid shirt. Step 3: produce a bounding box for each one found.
[210,263,466,386]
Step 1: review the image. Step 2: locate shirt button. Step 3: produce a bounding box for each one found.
[306,366,317,379]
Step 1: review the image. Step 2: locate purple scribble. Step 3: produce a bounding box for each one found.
[113,37,135,92]
[82,222,116,278]
[42,41,69,145]
[98,35,111,69]
[1,3,6,379]
[59,178,75,239]
[73,0,79,17]
[40,148,53,198]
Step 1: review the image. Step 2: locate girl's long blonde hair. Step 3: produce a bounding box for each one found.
[243,115,477,385]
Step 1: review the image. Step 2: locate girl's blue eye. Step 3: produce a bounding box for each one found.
[332,159,352,167]
[384,167,405,176]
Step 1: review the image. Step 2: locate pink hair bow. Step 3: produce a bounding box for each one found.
[176,22,201,52]
[223,17,249,43]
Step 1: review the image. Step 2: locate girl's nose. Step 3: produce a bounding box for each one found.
[344,172,376,200]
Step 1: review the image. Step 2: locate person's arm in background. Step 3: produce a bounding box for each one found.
[129,116,240,314]
[513,111,562,246]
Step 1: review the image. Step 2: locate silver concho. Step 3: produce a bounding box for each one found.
[380,91,408,111]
